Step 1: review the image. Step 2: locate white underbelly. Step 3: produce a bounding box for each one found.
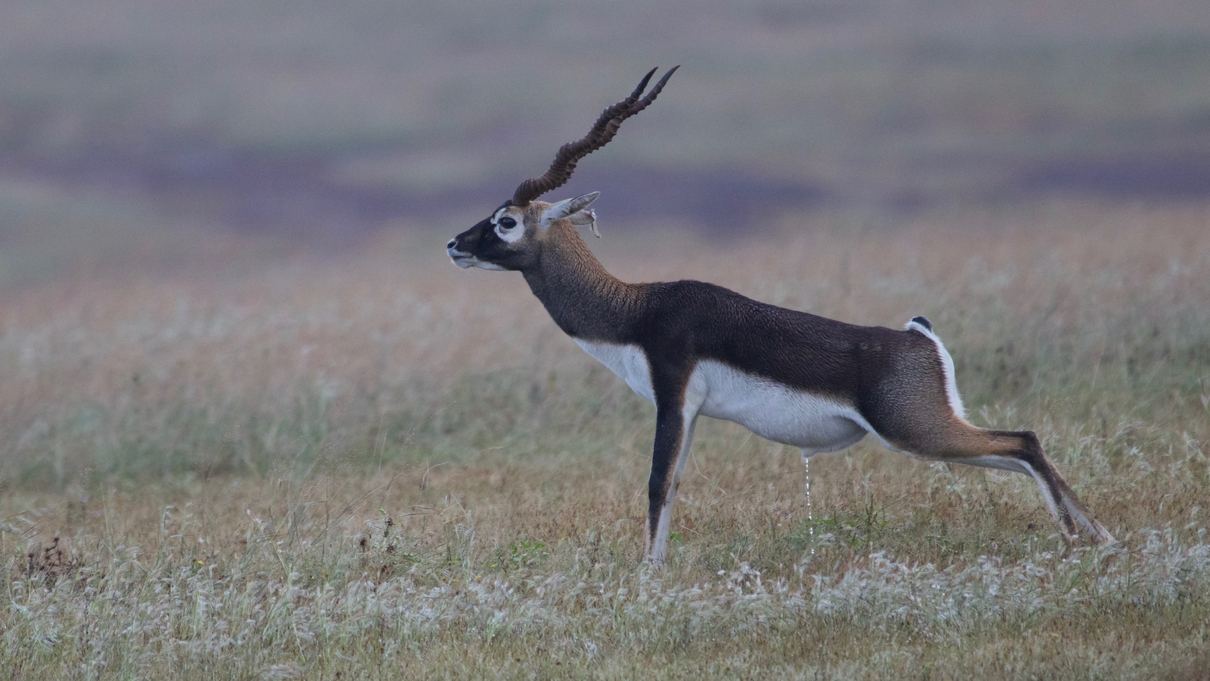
[692,359,866,450]
[573,341,869,452]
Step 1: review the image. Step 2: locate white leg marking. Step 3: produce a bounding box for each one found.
[1020,462,1069,533]
[1014,460,1115,544]
[992,456,1112,543]
[942,454,1067,532]
[956,454,1030,474]
[927,453,1113,543]
[1052,478,1115,544]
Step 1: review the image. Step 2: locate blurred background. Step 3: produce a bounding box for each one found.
[3,0,1210,290]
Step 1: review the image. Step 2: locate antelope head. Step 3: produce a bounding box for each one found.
[446,67,678,272]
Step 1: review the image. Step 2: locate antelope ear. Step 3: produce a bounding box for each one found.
[540,192,600,226]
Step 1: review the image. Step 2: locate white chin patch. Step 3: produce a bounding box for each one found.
[450,255,506,271]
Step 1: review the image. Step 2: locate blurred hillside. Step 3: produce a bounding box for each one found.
[2,0,1209,287]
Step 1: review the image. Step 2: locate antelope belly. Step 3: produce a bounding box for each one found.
[692,359,867,450]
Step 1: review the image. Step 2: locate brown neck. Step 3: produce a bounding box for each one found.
[521,222,644,342]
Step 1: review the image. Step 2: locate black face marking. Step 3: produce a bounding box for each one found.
[446,200,534,271]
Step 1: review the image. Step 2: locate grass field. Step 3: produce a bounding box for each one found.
[3,202,1209,679]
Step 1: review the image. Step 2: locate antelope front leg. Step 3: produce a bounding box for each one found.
[645,388,701,565]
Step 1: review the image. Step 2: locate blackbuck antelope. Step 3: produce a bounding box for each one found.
[446,67,1114,563]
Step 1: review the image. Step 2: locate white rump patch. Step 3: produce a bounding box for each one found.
[906,319,967,420]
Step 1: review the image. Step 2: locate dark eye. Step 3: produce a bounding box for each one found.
[499,217,517,229]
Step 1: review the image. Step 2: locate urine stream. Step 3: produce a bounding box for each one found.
[803,454,816,558]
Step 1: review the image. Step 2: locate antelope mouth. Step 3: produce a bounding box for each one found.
[447,244,477,269]
[449,254,476,269]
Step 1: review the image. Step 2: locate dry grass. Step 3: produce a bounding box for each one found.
[2,202,1209,679]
